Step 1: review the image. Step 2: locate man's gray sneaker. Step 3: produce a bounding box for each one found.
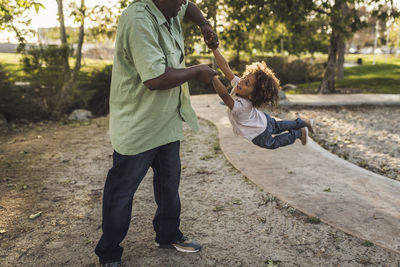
[156,235,201,253]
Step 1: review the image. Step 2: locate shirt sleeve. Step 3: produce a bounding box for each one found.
[178,2,189,21]
[125,15,166,82]
[230,76,240,88]
[231,98,246,115]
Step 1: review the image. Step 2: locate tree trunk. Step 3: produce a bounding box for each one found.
[318,28,338,94]
[56,0,69,71]
[55,0,86,116]
[71,0,85,83]
[318,0,346,94]
[337,34,345,80]
[336,1,349,80]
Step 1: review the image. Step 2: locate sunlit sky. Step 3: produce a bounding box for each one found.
[1,0,400,43]
[1,0,112,42]
[30,0,109,28]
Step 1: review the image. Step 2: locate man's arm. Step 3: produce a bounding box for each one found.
[212,48,235,81]
[212,76,234,110]
[184,2,219,49]
[144,64,217,91]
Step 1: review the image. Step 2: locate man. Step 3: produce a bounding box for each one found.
[94,0,219,266]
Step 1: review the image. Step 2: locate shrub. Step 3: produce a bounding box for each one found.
[21,45,75,115]
[0,83,49,121]
[85,64,113,116]
[0,64,49,121]
[264,56,324,85]
[0,64,11,88]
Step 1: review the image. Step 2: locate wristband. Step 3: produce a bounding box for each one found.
[199,19,211,27]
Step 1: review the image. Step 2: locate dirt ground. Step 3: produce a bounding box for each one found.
[0,113,399,267]
[271,105,400,181]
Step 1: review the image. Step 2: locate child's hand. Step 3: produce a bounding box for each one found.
[200,23,219,49]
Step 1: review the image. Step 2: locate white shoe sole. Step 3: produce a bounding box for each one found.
[155,242,200,253]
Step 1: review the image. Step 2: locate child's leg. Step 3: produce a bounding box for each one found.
[269,116,306,135]
[253,129,301,149]
[252,113,305,149]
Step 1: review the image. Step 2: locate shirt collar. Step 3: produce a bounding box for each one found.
[146,0,168,26]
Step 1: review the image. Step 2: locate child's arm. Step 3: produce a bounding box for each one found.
[212,48,235,81]
[212,76,234,110]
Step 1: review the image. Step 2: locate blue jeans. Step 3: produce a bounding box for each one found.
[252,113,306,149]
[95,141,183,264]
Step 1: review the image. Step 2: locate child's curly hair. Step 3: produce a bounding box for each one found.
[243,61,280,110]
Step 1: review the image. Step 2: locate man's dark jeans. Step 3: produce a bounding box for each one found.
[252,113,306,149]
[95,141,183,264]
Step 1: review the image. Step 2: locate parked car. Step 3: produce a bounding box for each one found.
[348,47,358,54]
[359,47,373,54]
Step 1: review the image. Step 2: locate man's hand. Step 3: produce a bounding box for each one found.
[194,64,218,84]
[200,23,219,49]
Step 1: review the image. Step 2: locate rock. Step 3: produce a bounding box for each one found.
[29,211,42,220]
[0,113,7,127]
[68,109,93,121]
[281,84,297,91]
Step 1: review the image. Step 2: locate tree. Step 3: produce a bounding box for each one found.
[266,0,329,55]
[217,0,265,66]
[270,0,399,93]
[318,0,399,93]
[50,0,86,115]
[0,0,43,50]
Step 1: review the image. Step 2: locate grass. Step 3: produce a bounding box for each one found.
[306,216,321,224]
[0,52,111,82]
[361,240,374,247]
[2,52,399,94]
[292,54,400,94]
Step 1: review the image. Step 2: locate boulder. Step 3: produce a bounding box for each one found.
[68,109,93,121]
[281,84,297,91]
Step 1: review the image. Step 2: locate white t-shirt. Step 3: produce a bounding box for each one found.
[227,76,267,141]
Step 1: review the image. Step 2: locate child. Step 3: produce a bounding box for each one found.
[211,48,314,149]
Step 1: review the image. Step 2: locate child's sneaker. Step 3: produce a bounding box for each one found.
[300,127,308,145]
[306,119,314,134]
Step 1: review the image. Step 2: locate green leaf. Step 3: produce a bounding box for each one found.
[33,3,45,14]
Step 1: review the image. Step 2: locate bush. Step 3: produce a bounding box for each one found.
[186,55,324,88]
[0,64,49,121]
[21,45,75,115]
[264,56,324,85]
[85,64,113,116]
[0,64,11,88]
[0,83,49,121]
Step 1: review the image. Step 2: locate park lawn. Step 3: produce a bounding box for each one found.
[290,55,400,94]
[0,53,26,82]
[0,52,111,82]
[2,52,399,94]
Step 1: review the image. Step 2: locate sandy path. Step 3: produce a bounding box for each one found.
[0,117,399,266]
[271,105,400,181]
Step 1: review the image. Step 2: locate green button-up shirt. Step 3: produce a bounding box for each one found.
[109,0,199,155]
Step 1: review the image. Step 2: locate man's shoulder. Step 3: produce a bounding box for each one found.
[122,0,149,19]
